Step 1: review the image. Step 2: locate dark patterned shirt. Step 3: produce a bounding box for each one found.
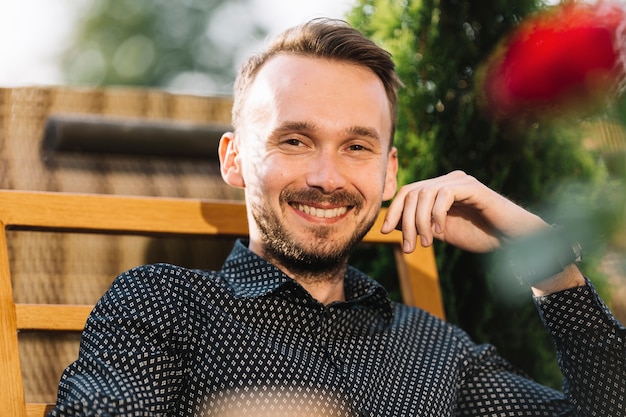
[49,240,625,416]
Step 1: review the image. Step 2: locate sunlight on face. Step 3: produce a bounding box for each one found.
[236,55,397,278]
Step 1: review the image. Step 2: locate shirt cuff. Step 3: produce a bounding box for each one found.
[533,277,624,341]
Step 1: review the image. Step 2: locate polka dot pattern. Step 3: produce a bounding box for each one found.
[534,279,626,417]
[48,240,625,416]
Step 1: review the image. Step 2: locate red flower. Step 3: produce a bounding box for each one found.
[480,1,626,121]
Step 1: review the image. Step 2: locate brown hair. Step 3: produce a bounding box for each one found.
[231,18,403,140]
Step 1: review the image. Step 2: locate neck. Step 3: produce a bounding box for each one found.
[287,268,347,305]
[301,281,346,305]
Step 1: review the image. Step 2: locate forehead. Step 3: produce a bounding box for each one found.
[243,54,392,142]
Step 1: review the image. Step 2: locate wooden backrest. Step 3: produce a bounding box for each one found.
[0,189,442,417]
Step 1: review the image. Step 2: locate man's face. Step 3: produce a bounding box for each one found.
[221,55,398,275]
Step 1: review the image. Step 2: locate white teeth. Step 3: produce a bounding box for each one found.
[296,204,348,219]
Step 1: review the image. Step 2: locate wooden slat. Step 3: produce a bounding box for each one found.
[0,224,27,417]
[15,304,92,331]
[25,403,54,417]
[0,190,248,236]
[395,246,444,319]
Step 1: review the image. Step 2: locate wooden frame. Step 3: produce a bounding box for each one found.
[0,190,442,417]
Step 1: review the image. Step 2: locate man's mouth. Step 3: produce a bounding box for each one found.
[294,203,349,219]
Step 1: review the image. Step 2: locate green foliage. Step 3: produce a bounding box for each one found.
[349,0,616,389]
[62,0,266,93]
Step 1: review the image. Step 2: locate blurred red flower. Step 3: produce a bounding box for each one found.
[480,1,626,121]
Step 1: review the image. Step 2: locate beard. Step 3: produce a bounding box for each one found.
[251,187,379,282]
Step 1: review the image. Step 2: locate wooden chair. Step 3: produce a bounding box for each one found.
[0,189,443,417]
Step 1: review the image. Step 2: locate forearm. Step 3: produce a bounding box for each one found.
[534,279,626,416]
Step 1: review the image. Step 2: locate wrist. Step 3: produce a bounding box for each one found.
[530,264,586,296]
[505,224,583,287]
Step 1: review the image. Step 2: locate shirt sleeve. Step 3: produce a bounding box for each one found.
[454,338,572,416]
[533,278,626,417]
[47,264,189,417]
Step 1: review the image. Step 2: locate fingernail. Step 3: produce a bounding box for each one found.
[403,239,411,252]
[421,236,429,247]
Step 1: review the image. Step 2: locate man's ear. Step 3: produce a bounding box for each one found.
[218,132,245,188]
[382,146,398,201]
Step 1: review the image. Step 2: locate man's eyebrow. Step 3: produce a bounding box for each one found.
[272,121,317,136]
[347,125,381,141]
[273,121,381,141]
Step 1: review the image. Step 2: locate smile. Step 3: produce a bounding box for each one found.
[295,203,349,219]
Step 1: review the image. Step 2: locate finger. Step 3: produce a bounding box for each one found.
[431,186,455,236]
[413,187,437,247]
[381,194,405,234]
[400,191,419,253]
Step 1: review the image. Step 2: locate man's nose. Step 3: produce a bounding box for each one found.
[305,151,347,193]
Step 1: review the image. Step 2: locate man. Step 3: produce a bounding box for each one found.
[49,19,625,416]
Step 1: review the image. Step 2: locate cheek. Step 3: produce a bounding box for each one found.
[351,167,386,200]
[244,157,288,197]
[256,152,304,181]
[239,143,269,184]
[357,170,395,209]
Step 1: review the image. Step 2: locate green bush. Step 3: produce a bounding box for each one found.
[348,0,615,388]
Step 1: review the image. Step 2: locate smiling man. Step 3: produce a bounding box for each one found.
[49,19,625,417]
[219,53,398,304]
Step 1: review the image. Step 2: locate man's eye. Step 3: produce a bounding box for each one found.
[284,138,303,146]
[348,144,369,152]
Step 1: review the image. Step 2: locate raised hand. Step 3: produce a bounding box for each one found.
[382,171,548,254]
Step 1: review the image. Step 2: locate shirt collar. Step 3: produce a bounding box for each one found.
[220,239,394,322]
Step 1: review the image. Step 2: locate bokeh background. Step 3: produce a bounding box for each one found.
[0,0,353,91]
